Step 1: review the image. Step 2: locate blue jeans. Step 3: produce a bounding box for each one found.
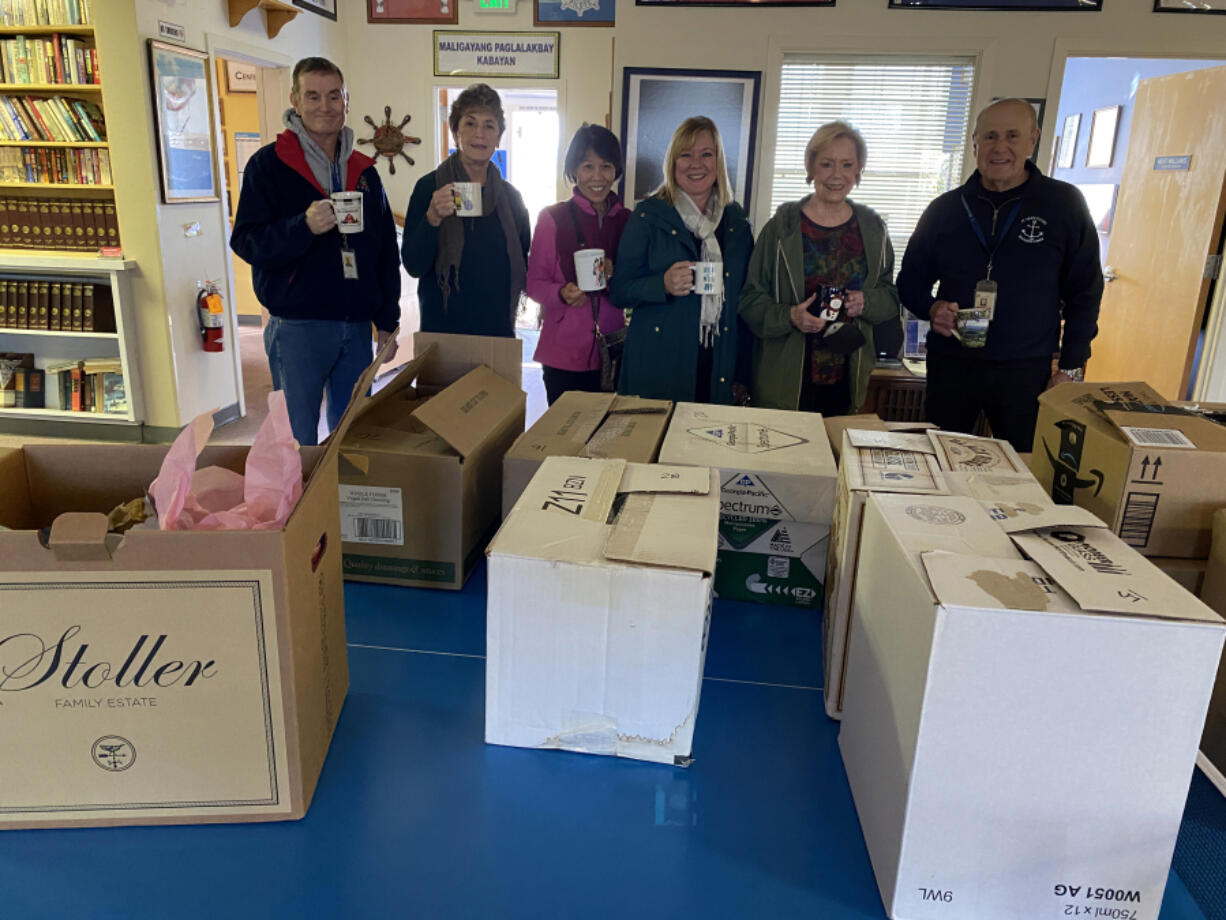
[268,317,373,446]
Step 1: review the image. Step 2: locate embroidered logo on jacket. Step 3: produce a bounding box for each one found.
[1018,216,1046,244]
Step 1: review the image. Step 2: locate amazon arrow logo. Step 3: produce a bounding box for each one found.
[1042,418,1105,503]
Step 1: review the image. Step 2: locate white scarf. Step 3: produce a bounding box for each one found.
[675,191,724,347]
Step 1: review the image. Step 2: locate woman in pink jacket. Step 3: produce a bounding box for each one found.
[527,125,630,404]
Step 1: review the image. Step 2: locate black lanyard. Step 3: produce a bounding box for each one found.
[960,195,1021,280]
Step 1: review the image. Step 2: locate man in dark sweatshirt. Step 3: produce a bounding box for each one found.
[231,57,400,445]
[897,98,1103,452]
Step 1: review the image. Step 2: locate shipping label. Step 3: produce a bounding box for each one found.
[339,484,404,546]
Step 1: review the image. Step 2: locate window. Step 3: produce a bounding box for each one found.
[771,55,976,254]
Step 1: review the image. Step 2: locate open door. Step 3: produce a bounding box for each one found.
[1087,65,1226,398]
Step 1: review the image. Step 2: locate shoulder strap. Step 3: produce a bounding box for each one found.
[566,199,588,249]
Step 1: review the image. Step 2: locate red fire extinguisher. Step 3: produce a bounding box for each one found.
[196,281,225,353]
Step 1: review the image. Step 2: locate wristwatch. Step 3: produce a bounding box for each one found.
[1062,367,1085,382]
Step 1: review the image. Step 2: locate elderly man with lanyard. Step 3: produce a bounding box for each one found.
[897,97,1103,452]
[231,56,400,446]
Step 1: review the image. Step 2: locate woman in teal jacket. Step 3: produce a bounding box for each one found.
[610,116,754,405]
[740,121,900,414]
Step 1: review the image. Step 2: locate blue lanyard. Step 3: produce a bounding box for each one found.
[960,195,1022,280]
[330,158,342,195]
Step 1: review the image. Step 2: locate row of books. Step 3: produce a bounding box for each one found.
[0,34,98,86]
[45,357,125,414]
[0,0,91,26]
[0,94,104,142]
[0,144,110,184]
[0,363,41,407]
[0,195,118,250]
[0,279,112,331]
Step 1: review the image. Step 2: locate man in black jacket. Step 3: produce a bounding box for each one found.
[897,98,1103,452]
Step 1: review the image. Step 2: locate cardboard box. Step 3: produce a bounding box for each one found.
[502,391,672,518]
[824,413,887,462]
[1152,555,1207,595]
[660,403,838,608]
[1031,381,1226,558]
[823,429,950,717]
[926,428,1027,474]
[337,334,525,590]
[1196,508,1226,795]
[840,493,1225,920]
[0,353,384,829]
[486,456,718,765]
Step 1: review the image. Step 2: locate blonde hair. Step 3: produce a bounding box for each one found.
[804,121,867,186]
[654,116,733,212]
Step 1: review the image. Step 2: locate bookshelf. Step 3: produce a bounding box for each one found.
[0,252,140,424]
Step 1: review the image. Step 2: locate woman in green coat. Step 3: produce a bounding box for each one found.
[610,116,754,405]
[740,121,900,415]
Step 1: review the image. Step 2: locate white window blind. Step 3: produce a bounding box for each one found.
[772,55,976,254]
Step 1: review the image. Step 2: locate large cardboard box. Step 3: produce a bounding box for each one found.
[337,334,525,590]
[0,353,385,829]
[501,391,672,518]
[840,492,1225,920]
[1031,381,1226,558]
[1196,508,1226,796]
[486,456,718,765]
[659,402,837,608]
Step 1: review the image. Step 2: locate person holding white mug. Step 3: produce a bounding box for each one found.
[230,56,400,446]
[402,83,531,338]
[526,124,630,404]
[610,116,754,405]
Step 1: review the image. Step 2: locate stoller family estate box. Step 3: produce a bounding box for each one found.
[0,351,390,829]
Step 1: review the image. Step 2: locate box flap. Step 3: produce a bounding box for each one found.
[342,338,435,430]
[1012,525,1225,623]
[583,403,672,462]
[411,365,525,458]
[659,402,835,476]
[604,469,719,573]
[985,500,1105,534]
[414,331,522,389]
[842,430,949,494]
[921,551,1081,613]
[608,395,671,415]
[943,471,1051,504]
[618,462,709,495]
[1099,408,1226,452]
[506,391,615,461]
[848,429,937,454]
[871,493,1023,563]
[927,430,1027,473]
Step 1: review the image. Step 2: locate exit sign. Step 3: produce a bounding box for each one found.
[474,0,517,12]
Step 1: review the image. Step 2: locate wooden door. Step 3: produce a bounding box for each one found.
[1087,65,1226,398]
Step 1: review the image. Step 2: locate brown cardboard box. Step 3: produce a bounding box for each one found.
[502,391,672,518]
[824,414,887,462]
[338,334,525,590]
[1031,381,1226,558]
[0,350,384,829]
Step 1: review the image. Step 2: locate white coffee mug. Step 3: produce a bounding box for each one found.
[574,248,606,292]
[452,182,482,217]
[331,191,364,234]
[693,261,723,296]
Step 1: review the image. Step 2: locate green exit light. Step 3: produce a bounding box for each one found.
[480,0,511,8]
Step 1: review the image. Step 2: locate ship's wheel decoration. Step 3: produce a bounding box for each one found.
[358,106,421,174]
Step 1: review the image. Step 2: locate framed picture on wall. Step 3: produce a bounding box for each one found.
[292,0,337,19]
[148,40,219,204]
[889,0,1099,7]
[1154,0,1226,12]
[1057,113,1079,170]
[620,67,761,209]
[1048,135,1060,173]
[991,96,1045,132]
[1074,183,1118,234]
[368,0,458,24]
[1085,104,1121,168]
[535,0,614,25]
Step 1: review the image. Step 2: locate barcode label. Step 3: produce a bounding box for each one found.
[1119,491,1159,547]
[339,484,404,546]
[1120,426,1195,448]
[767,556,790,579]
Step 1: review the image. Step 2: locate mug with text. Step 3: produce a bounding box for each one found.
[452,182,482,217]
[331,191,363,234]
[574,248,606,292]
[693,261,723,296]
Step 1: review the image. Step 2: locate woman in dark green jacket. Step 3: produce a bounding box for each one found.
[610,116,754,405]
[740,121,900,415]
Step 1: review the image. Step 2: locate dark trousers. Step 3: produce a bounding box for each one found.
[799,377,851,417]
[924,353,1052,453]
[542,365,604,405]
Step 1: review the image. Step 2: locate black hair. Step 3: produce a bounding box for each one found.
[563,124,624,182]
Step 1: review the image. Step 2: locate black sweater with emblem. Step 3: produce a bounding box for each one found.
[897,163,1102,368]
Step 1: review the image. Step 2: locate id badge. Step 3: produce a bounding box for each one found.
[973,279,998,320]
[341,249,358,280]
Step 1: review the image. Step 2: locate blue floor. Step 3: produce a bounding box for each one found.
[0,562,1219,919]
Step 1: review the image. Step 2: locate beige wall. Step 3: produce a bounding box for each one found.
[116,0,1225,431]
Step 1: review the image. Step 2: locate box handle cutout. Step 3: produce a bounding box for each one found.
[46,512,114,562]
[310,532,327,573]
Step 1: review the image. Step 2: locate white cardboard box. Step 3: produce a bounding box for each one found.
[839,492,1225,920]
[485,456,718,765]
